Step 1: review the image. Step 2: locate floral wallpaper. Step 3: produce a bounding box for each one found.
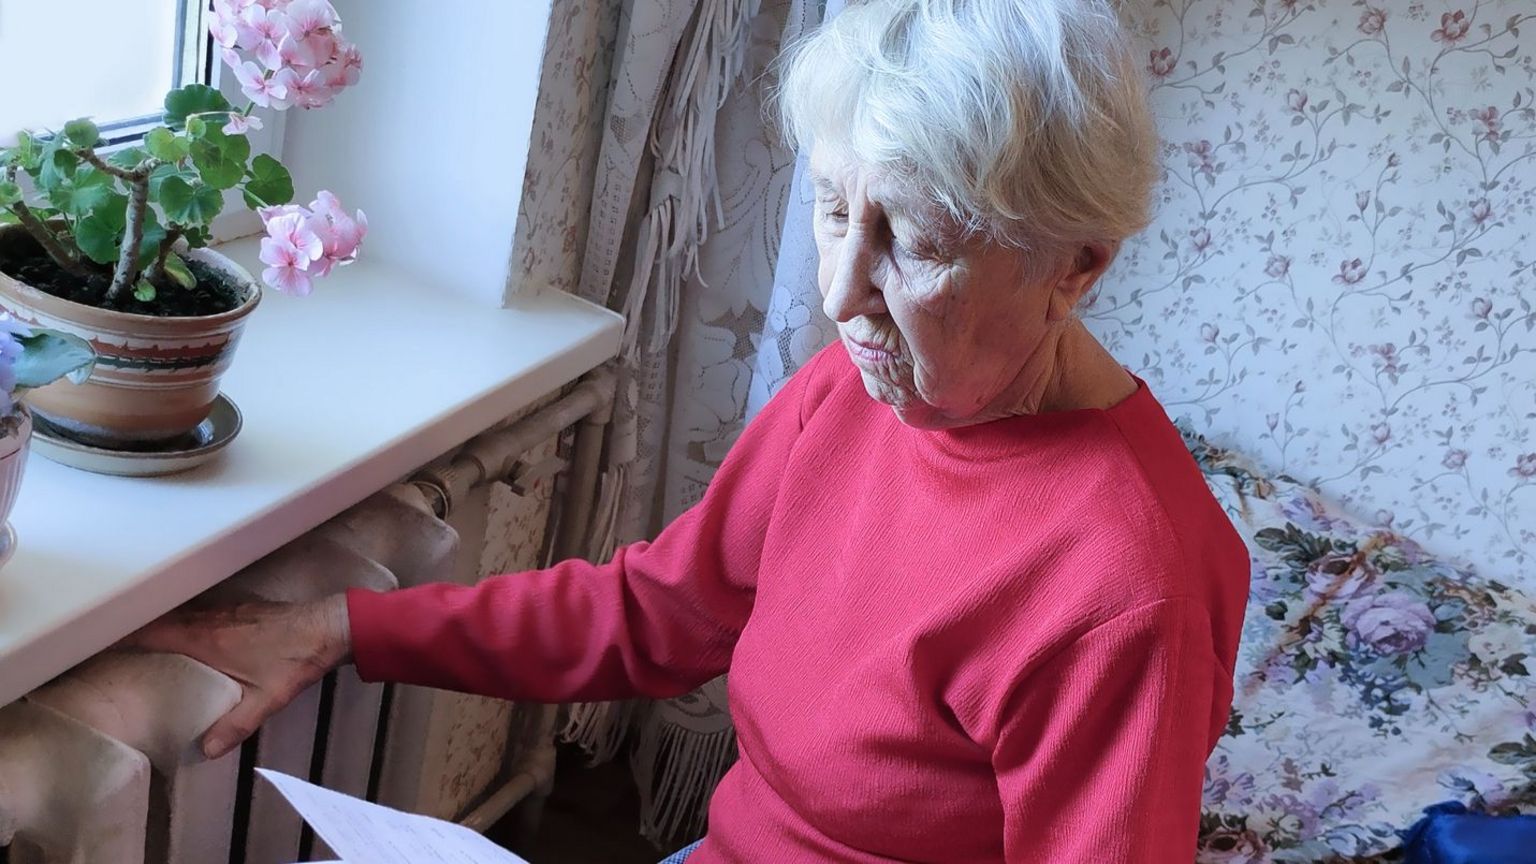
[1095,0,1536,586]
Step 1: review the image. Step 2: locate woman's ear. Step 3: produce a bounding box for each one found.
[1047,241,1121,321]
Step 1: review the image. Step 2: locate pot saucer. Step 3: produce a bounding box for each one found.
[31,394,243,477]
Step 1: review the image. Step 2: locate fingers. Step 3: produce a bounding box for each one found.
[201,691,275,759]
[116,614,202,656]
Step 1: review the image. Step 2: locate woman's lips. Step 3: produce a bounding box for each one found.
[846,339,896,364]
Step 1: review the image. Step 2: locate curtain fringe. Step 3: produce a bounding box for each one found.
[631,714,739,846]
[619,0,764,363]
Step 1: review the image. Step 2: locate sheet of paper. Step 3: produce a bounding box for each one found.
[256,769,531,864]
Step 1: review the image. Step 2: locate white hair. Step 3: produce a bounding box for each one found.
[777,0,1157,251]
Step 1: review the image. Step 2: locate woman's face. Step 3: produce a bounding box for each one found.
[810,148,1073,429]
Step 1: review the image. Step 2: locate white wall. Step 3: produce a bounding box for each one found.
[281,0,553,307]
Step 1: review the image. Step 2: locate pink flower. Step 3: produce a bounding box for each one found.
[1148,47,1176,78]
[1359,6,1387,35]
[283,0,338,37]
[1333,258,1367,285]
[1200,323,1220,343]
[1286,89,1308,113]
[1184,139,1216,179]
[1469,198,1493,225]
[260,239,315,296]
[1304,550,1379,601]
[316,46,361,89]
[1371,422,1391,444]
[232,60,288,108]
[1265,255,1291,278]
[266,67,302,110]
[1387,152,1401,168]
[1356,191,1371,211]
[1189,227,1212,252]
[1343,592,1435,655]
[1443,449,1468,470]
[311,191,367,272]
[1512,453,1536,479]
[259,211,324,296]
[332,41,363,87]
[1471,297,1493,318]
[209,13,241,48]
[1471,106,1501,142]
[1432,10,1470,44]
[287,69,335,110]
[222,112,263,135]
[1266,413,1280,431]
[235,5,287,52]
[1369,343,1402,382]
[265,211,324,260]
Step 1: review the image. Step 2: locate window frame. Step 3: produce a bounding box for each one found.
[86,0,286,242]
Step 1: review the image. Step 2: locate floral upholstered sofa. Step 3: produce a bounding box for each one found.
[1185,429,1536,862]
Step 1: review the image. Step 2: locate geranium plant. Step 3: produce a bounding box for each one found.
[0,0,364,315]
[0,314,94,435]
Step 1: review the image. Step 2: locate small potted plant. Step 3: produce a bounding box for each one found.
[0,314,94,556]
[0,0,365,455]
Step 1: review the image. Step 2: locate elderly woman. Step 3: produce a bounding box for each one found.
[135,1,1249,861]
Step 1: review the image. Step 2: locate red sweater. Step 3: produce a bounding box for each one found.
[349,345,1250,862]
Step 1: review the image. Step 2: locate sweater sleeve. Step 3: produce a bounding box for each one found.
[991,597,1217,863]
[347,348,840,703]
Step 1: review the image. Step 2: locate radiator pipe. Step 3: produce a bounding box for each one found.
[411,367,616,520]
[554,376,615,563]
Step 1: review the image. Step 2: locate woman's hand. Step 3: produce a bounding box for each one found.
[120,594,353,759]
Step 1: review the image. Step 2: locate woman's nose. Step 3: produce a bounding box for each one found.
[822,230,886,323]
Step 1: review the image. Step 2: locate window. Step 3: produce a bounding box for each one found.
[0,0,210,143]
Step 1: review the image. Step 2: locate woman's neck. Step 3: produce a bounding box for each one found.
[1009,318,1137,417]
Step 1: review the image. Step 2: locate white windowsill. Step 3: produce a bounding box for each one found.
[0,236,623,706]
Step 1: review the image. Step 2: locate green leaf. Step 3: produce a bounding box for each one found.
[107,146,149,171]
[190,129,250,190]
[63,118,100,149]
[47,166,114,218]
[161,253,195,289]
[75,202,126,265]
[163,84,232,130]
[0,181,20,206]
[134,280,157,302]
[182,225,211,249]
[159,176,223,225]
[9,132,40,172]
[148,162,189,199]
[13,330,95,388]
[36,145,78,192]
[242,154,294,208]
[186,116,208,138]
[144,128,190,163]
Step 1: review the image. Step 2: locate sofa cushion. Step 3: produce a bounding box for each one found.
[1184,430,1536,862]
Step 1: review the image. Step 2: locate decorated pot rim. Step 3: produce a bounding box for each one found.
[0,224,261,329]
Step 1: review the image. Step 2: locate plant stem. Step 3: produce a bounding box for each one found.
[106,174,150,302]
[3,166,96,279]
[144,227,184,285]
[77,149,142,181]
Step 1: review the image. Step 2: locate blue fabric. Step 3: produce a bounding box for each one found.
[658,840,702,863]
[1401,802,1536,864]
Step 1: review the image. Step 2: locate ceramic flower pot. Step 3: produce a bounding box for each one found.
[0,225,260,447]
[0,408,31,560]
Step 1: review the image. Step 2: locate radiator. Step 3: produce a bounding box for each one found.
[0,371,615,864]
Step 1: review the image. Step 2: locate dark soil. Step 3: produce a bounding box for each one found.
[0,230,244,317]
